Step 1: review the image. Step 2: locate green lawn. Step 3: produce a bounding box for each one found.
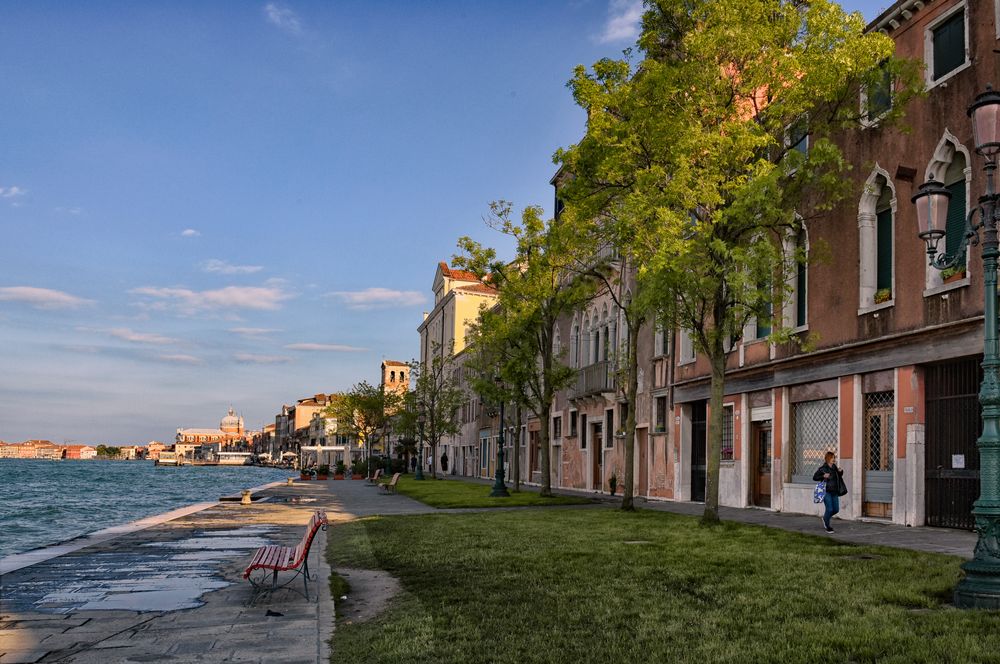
[390,475,590,508]
[327,508,1000,664]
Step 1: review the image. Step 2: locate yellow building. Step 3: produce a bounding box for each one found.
[418,262,497,366]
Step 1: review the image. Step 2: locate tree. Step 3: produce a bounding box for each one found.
[456,201,598,497]
[557,0,921,522]
[325,383,401,477]
[408,342,465,479]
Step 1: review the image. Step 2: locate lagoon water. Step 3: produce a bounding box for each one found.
[0,459,290,558]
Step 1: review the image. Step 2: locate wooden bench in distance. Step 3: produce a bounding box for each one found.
[243,510,328,605]
[367,468,383,485]
[378,472,401,494]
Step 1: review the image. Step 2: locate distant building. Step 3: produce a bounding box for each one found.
[18,440,61,459]
[0,443,18,458]
[176,407,255,453]
[63,445,97,460]
[381,360,410,396]
[145,441,168,460]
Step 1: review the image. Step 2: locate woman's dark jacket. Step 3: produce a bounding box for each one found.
[813,463,848,496]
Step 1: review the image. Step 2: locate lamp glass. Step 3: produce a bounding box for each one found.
[911,180,951,238]
[969,87,1000,156]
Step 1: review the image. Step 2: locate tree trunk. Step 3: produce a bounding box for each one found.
[621,320,640,511]
[512,404,521,491]
[538,400,552,496]
[702,334,726,525]
[430,439,437,480]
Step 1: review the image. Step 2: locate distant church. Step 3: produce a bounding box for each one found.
[176,407,249,450]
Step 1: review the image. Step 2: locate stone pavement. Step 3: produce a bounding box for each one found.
[459,475,978,558]
[0,477,435,664]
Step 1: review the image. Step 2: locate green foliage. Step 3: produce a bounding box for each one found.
[352,458,368,477]
[405,344,465,479]
[327,509,985,663]
[95,444,121,457]
[455,201,599,496]
[325,384,401,456]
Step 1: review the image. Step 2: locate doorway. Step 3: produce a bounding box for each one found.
[638,428,649,496]
[751,421,772,508]
[690,401,707,502]
[592,421,603,489]
[863,391,894,518]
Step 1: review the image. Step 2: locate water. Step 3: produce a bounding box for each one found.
[0,459,290,558]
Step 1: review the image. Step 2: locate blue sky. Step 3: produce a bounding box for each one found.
[0,1,880,444]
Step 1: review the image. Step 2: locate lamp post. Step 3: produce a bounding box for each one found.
[490,375,510,497]
[415,413,426,481]
[912,84,1000,609]
[382,422,391,474]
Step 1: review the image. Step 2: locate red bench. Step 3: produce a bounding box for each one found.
[243,510,328,605]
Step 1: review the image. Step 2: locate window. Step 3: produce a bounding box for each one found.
[390,371,396,383]
[789,398,838,484]
[655,396,667,432]
[876,199,893,294]
[570,410,578,437]
[930,7,966,83]
[866,62,893,122]
[553,415,562,440]
[754,303,772,339]
[605,410,614,448]
[787,117,809,157]
[480,436,489,471]
[784,226,808,329]
[859,169,896,308]
[721,405,734,462]
[944,159,968,261]
[678,328,695,363]
[580,414,588,450]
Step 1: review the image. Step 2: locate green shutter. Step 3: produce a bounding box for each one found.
[796,262,807,327]
[945,180,966,259]
[876,208,893,291]
[933,12,965,80]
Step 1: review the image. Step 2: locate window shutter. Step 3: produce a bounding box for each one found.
[796,262,807,327]
[933,12,965,80]
[945,180,967,259]
[876,208,893,291]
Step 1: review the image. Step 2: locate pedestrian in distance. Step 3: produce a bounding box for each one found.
[410,456,417,473]
[813,451,848,533]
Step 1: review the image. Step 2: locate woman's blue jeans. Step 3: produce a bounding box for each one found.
[823,493,840,529]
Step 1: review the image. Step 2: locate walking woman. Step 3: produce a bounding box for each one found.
[813,451,848,533]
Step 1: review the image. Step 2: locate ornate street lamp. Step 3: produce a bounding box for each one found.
[415,413,426,481]
[490,375,510,497]
[912,84,1000,609]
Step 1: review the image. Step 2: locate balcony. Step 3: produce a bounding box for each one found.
[572,360,617,399]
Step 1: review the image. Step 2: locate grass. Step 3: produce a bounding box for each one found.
[327,508,1000,664]
[390,475,590,508]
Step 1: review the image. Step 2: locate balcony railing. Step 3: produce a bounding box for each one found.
[572,360,617,398]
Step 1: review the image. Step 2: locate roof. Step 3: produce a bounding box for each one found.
[438,262,483,283]
[453,283,498,296]
[176,428,226,435]
[382,359,408,367]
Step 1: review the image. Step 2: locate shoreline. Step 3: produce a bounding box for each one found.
[0,479,286,576]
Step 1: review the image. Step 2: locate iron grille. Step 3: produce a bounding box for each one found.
[790,398,838,484]
[721,406,734,461]
[864,391,895,473]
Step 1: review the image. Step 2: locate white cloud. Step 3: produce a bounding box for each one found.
[202,259,263,275]
[264,3,303,35]
[599,0,643,44]
[108,328,178,345]
[229,327,281,337]
[129,285,293,314]
[328,287,427,310]
[181,229,201,238]
[0,286,92,310]
[0,186,26,199]
[160,354,202,364]
[54,206,84,215]
[286,342,366,352]
[235,353,293,364]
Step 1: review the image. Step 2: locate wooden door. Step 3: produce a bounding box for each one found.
[752,421,772,508]
[863,392,894,519]
[592,422,603,489]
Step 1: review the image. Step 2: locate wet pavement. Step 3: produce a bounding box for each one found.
[0,477,436,663]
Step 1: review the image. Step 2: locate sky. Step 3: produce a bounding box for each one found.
[0,1,880,445]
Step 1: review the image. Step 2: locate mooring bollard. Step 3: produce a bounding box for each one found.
[286,477,294,486]
[241,489,252,505]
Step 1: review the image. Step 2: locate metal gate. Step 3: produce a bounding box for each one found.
[925,357,982,530]
[690,401,707,502]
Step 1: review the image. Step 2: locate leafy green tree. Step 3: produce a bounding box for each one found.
[408,343,465,479]
[325,383,401,476]
[456,201,598,497]
[557,0,921,522]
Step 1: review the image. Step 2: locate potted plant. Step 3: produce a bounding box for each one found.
[873,288,892,304]
[941,265,966,284]
[609,472,618,496]
[352,459,367,480]
[334,460,346,480]
[316,464,330,480]
[299,468,312,481]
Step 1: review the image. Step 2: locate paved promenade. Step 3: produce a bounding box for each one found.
[0,478,434,664]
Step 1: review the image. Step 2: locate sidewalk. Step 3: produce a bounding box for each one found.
[457,474,977,558]
[0,477,435,664]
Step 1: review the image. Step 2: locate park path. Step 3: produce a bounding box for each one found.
[0,477,434,664]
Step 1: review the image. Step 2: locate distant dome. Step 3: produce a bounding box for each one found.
[220,407,244,432]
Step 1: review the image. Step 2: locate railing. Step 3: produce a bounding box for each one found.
[572,360,616,398]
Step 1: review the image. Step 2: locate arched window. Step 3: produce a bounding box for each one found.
[390,371,396,383]
[925,132,971,289]
[571,316,580,368]
[400,371,405,382]
[582,314,591,366]
[783,224,809,328]
[858,167,896,309]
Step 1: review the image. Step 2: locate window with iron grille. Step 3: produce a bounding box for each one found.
[721,405,734,461]
[790,398,838,484]
[655,396,667,432]
[553,415,562,440]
